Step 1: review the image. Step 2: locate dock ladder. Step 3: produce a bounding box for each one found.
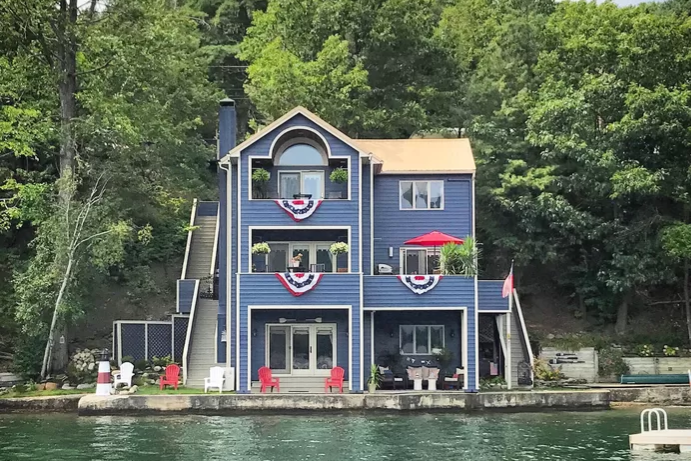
[640,408,668,433]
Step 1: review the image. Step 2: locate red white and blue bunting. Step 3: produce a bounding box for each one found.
[275,199,322,221]
[276,272,323,297]
[397,275,443,295]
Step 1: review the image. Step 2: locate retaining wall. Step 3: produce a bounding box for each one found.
[540,347,598,382]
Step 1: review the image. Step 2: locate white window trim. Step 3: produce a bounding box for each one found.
[399,246,441,275]
[265,240,337,273]
[275,137,328,166]
[399,325,445,355]
[399,180,445,210]
[278,170,325,199]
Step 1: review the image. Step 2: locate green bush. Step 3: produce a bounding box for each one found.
[11,335,44,381]
[598,347,630,377]
[533,358,563,381]
[120,355,134,364]
[439,238,480,276]
[151,355,174,367]
[134,359,149,371]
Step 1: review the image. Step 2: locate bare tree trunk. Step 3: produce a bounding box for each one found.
[615,293,629,335]
[57,0,78,180]
[41,255,74,379]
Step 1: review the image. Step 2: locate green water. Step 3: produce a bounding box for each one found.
[1,408,690,460]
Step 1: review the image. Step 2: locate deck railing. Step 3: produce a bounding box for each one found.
[181,279,200,386]
[180,198,198,279]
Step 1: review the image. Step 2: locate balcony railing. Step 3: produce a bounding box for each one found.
[363,275,475,309]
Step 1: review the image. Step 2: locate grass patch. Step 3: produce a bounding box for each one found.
[0,386,235,399]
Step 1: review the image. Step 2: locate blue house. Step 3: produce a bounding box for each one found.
[113,100,533,392]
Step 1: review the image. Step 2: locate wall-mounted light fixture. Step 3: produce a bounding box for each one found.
[388,247,394,258]
[252,328,258,337]
[221,329,227,342]
[450,329,455,338]
[389,329,395,338]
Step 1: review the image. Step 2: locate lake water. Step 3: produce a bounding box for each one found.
[1,408,690,460]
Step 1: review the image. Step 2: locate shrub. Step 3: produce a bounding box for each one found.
[439,238,480,276]
[664,345,680,357]
[11,335,44,381]
[120,355,134,365]
[329,167,348,184]
[598,347,630,378]
[134,359,149,371]
[151,355,174,367]
[533,358,564,381]
[252,168,270,183]
[635,344,654,357]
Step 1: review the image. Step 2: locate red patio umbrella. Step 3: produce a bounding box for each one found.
[404,231,464,247]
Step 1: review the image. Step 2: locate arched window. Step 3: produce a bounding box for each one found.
[276,142,327,166]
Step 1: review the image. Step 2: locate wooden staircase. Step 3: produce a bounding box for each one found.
[182,205,222,388]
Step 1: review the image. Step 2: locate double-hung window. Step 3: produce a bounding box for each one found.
[400,180,444,210]
[399,325,445,354]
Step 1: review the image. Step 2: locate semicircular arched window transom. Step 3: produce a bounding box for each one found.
[276,143,326,166]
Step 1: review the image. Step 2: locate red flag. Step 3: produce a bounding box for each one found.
[502,262,514,298]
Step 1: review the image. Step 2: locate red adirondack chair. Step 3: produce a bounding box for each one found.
[325,366,345,393]
[159,364,180,390]
[258,366,280,393]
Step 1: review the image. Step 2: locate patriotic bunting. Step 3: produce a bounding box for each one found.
[276,272,323,296]
[397,275,443,295]
[275,199,322,221]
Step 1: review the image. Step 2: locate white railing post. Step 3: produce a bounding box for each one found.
[513,288,535,386]
[181,199,199,280]
[182,279,200,386]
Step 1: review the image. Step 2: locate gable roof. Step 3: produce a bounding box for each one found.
[219,107,475,174]
[219,106,369,163]
[357,139,475,174]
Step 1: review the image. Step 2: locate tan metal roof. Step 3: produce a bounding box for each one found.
[357,138,475,174]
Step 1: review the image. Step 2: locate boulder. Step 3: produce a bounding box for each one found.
[127,385,138,394]
[153,366,162,372]
[76,383,95,390]
[62,384,75,390]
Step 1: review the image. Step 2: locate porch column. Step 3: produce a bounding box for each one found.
[350,305,362,391]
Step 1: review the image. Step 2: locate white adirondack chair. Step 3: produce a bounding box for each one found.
[113,362,134,388]
[205,366,225,393]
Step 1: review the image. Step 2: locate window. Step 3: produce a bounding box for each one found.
[400,181,444,210]
[276,143,326,166]
[399,325,445,355]
[279,171,324,199]
[401,247,440,274]
[266,241,336,272]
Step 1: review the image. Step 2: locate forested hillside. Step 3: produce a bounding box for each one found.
[1,0,691,376]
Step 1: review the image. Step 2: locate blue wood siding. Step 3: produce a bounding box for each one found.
[239,114,361,273]
[238,274,361,392]
[363,276,474,308]
[372,175,473,271]
[478,280,510,311]
[177,280,196,314]
[362,164,371,275]
[230,164,238,369]
[197,201,218,216]
[250,309,349,381]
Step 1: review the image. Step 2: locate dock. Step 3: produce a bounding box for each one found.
[630,408,691,453]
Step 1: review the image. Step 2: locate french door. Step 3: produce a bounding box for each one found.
[266,324,337,376]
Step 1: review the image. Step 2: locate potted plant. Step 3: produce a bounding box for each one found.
[328,168,348,199]
[251,243,271,272]
[291,253,303,268]
[439,236,480,276]
[330,242,349,272]
[252,168,270,199]
[367,363,381,393]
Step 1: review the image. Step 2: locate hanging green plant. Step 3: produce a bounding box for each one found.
[330,242,349,255]
[329,167,348,184]
[252,168,270,183]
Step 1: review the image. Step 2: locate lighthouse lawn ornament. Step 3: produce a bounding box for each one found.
[96,349,112,396]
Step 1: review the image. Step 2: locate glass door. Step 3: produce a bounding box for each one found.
[267,326,290,373]
[291,327,311,374]
[315,327,335,371]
